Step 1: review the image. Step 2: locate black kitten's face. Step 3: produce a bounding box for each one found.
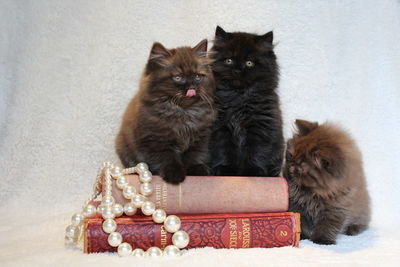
[211,27,277,89]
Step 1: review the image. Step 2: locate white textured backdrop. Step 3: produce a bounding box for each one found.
[1,0,399,266]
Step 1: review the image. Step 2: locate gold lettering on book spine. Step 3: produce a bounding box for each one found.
[160,225,167,248]
[242,219,251,248]
[156,182,168,209]
[162,182,168,209]
[155,183,161,208]
[229,219,238,248]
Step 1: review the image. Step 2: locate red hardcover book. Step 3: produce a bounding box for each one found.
[84,212,300,253]
[103,175,289,213]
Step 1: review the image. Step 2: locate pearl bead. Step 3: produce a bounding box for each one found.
[102,205,115,220]
[82,204,96,217]
[101,195,115,206]
[132,194,146,208]
[104,176,112,184]
[102,162,113,168]
[117,242,132,257]
[71,213,85,226]
[132,248,145,257]
[116,176,129,189]
[122,185,136,199]
[105,184,112,193]
[145,247,162,257]
[141,201,156,216]
[172,230,190,248]
[135,162,149,172]
[163,245,181,256]
[152,209,167,223]
[139,170,152,183]
[102,219,117,233]
[110,166,123,179]
[112,203,124,217]
[164,215,181,233]
[123,202,137,216]
[140,182,153,196]
[108,232,122,247]
[64,236,76,246]
[65,225,80,239]
[105,177,112,185]
[97,204,106,214]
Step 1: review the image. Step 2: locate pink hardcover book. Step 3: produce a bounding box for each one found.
[103,175,288,214]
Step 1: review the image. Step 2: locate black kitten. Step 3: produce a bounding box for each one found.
[208,26,284,176]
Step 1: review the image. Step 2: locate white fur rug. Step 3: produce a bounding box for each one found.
[1,0,400,266]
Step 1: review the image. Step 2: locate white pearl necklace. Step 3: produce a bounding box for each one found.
[65,162,189,257]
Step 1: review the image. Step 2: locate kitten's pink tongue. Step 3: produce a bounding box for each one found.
[186,89,196,97]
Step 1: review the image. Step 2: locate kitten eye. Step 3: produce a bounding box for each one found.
[286,152,293,161]
[224,58,233,65]
[194,74,203,82]
[173,75,183,82]
[321,159,330,169]
[245,60,255,67]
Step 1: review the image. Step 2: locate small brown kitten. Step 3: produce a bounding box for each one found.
[116,40,215,184]
[284,119,370,245]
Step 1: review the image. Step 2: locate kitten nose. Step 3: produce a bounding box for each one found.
[290,165,302,176]
[289,166,296,173]
[233,69,241,74]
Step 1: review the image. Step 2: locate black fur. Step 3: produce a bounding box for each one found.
[208,26,284,176]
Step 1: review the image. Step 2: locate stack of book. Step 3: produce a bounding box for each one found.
[83,175,300,253]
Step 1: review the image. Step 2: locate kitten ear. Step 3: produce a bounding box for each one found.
[295,119,319,136]
[215,26,229,41]
[257,31,273,45]
[149,42,171,60]
[193,39,208,58]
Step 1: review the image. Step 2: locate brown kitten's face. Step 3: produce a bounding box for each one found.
[284,120,345,190]
[145,40,214,107]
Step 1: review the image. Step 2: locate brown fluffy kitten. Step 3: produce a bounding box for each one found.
[284,119,370,245]
[116,40,215,184]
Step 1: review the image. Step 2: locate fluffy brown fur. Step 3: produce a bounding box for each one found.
[116,40,216,184]
[284,119,370,245]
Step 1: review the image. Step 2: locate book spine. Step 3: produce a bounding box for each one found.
[103,175,289,214]
[84,212,300,253]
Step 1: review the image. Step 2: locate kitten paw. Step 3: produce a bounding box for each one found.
[311,236,336,245]
[187,164,209,176]
[345,224,368,236]
[161,164,186,184]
